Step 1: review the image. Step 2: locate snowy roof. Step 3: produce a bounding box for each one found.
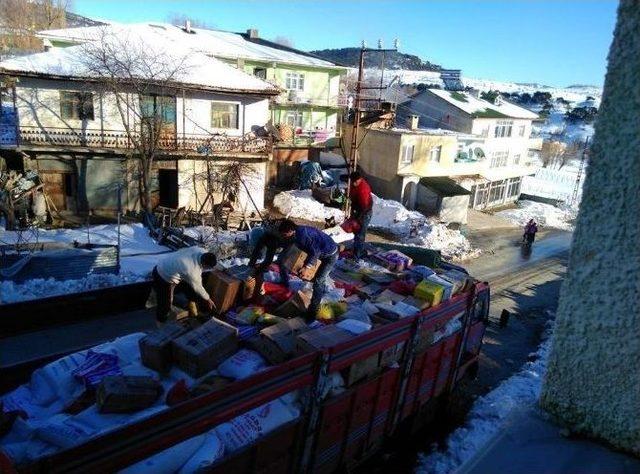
[386,127,485,141]
[424,89,539,120]
[0,25,280,95]
[39,22,342,69]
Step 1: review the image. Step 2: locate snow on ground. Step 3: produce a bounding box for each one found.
[416,321,554,474]
[0,223,250,304]
[273,191,479,261]
[496,200,577,231]
[273,190,345,222]
[533,104,595,144]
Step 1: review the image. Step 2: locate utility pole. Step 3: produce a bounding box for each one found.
[346,40,398,216]
[571,136,589,206]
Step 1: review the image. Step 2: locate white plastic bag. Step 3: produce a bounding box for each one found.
[178,431,225,473]
[119,434,206,474]
[215,399,298,453]
[1,385,53,420]
[36,414,96,449]
[29,352,87,406]
[93,332,146,365]
[217,350,267,380]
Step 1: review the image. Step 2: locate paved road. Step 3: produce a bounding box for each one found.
[464,230,572,282]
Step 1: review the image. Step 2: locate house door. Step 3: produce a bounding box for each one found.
[39,172,68,211]
[158,169,178,208]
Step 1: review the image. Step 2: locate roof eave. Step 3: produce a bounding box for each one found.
[0,69,281,96]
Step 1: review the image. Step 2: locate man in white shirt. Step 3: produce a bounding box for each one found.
[152,247,218,322]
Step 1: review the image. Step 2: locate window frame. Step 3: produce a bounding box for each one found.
[494,120,514,138]
[400,143,415,165]
[285,72,305,91]
[210,101,240,130]
[285,110,304,128]
[429,145,442,163]
[518,124,526,137]
[490,151,509,168]
[253,67,267,80]
[59,91,95,121]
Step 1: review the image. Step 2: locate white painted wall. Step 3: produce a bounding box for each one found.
[12,77,271,137]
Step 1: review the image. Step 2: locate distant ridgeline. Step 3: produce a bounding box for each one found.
[310,47,442,71]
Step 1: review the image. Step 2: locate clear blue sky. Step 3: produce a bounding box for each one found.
[72,0,618,87]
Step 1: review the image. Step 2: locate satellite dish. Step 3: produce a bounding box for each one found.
[474,147,486,159]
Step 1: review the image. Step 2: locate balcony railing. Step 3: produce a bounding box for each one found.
[274,92,349,108]
[4,126,271,155]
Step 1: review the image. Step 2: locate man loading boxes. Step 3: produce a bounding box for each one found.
[277,219,339,322]
[152,247,218,323]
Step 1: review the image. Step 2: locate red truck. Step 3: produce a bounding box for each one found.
[0,263,489,474]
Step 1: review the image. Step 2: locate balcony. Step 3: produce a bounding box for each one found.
[273,91,348,108]
[1,126,271,155]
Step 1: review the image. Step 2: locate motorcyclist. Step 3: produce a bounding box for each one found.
[523,219,538,245]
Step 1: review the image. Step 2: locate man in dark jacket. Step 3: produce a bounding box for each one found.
[277,219,338,321]
[349,171,373,259]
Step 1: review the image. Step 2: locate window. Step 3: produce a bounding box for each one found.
[518,125,526,137]
[60,91,94,120]
[494,120,513,138]
[285,72,305,91]
[429,145,442,163]
[490,151,509,168]
[285,111,304,128]
[488,180,506,203]
[211,102,239,129]
[513,153,521,165]
[507,177,521,198]
[253,67,267,80]
[401,144,415,164]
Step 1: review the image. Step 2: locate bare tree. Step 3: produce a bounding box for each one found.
[540,140,567,169]
[79,28,190,222]
[0,0,69,57]
[167,13,214,30]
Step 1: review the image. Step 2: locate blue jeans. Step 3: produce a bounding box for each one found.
[353,210,372,259]
[309,250,339,317]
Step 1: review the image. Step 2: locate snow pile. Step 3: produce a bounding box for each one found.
[0,272,148,304]
[273,191,478,260]
[496,200,577,231]
[416,322,554,474]
[273,190,344,222]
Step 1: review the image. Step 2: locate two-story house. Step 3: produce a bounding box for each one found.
[343,115,486,224]
[400,88,540,209]
[0,25,279,217]
[37,23,346,149]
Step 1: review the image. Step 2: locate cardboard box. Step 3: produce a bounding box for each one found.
[402,295,430,311]
[226,265,259,301]
[274,290,312,319]
[295,325,353,354]
[172,318,238,377]
[379,341,406,368]
[281,246,321,280]
[253,317,310,364]
[375,301,420,321]
[375,289,406,304]
[205,270,242,313]
[342,353,380,387]
[96,376,162,413]
[414,280,444,307]
[361,271,396,285]
[191,374,234,397]
[139,323,189,373]
[355,283,383,299]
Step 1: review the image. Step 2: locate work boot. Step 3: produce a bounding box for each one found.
[187,301,199,318]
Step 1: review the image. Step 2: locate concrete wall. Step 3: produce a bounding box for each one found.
[540,0,640,456]
[416,185,469,224]
[405,91,474,133]
[177,159,266,212]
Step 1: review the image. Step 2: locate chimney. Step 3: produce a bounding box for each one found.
[184,20,191,33]
[408,114,419,130]
[43,38,52,52]
[247,28,259,39]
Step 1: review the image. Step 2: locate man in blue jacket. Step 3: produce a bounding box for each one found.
[277,219,338,321]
